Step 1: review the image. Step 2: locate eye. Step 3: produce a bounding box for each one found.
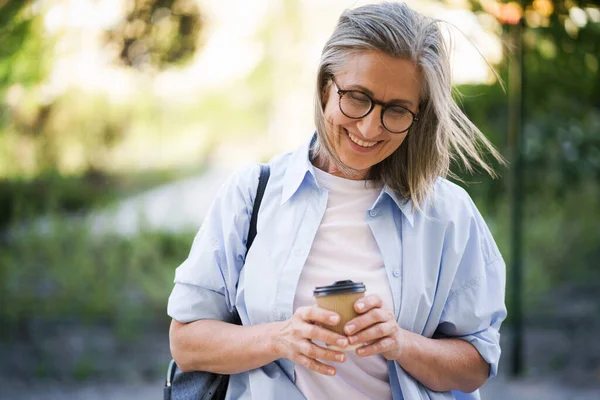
[346,91,371,106]
[385,106,412,120]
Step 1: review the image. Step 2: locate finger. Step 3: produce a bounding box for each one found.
[354,294,383,314]
[298,322,349,349]
[347,321,396,345]
[295,353,337,376]
[345,307,394,335]
[355,336,396,357]
[297,340,346,364]
[298,305,340,326]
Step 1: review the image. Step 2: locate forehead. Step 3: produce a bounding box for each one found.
[334,50,422,102]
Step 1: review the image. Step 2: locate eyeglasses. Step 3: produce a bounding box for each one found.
[331,76,419,134]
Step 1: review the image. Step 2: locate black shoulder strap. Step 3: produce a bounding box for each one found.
[230,164,269,326]
[246,164,270,253]
[164,165,271,386]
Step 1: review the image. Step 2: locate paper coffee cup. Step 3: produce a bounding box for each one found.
[314,280,366,351]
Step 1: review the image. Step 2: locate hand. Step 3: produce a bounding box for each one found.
[343,294,407,360]
[273,306,349,376]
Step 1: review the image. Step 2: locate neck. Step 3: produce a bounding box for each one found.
[311,154,368,180]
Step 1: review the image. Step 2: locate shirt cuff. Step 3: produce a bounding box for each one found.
[459,327,502,378]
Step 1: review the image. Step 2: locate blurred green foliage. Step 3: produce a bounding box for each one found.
[0,90,131,178]
[0,0,207,226]
[0,167,200,228]
[0,0,207,338]
[104,0,203,71]
[0,218,194,336]
[455,0,600,310]
[0,1,49,97]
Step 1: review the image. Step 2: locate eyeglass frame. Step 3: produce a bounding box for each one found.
[330,76,419,134]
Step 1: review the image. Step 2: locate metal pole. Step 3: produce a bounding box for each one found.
[508,5,525,377]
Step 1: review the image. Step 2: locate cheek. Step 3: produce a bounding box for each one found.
[323,90,351,126]
[385,135,407,154]
[323,99,341,124]
[324,103,354,128]
[323,101,335,124]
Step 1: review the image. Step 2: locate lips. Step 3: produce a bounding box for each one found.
[345,129,380,148]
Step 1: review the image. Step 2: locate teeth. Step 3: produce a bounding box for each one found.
[347,131,378,148]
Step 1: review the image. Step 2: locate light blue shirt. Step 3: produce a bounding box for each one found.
[168,135,507,400]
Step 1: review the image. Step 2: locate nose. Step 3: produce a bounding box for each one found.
[356,105,384,139]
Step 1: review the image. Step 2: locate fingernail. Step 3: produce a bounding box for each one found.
[337,338,348,347]
[356,302,365,311]
[328,369,335,375]
[357,348,365,356]
[345,324,355,334]
[348,335,357,344]
[336,354,345,362]
[330,315,339,324]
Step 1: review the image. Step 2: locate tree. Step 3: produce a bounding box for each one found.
[456,0,600,192]
[448,0,600,288]
[0,1,48,103]
[103,0,203,72]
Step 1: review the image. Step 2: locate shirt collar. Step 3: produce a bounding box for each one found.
[382,186,415,227]
[281,133,415,226]
[280,134,317,206]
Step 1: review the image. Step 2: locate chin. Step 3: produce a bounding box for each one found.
[338,157,373,177]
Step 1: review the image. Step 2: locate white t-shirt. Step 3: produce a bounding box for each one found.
[293,167,394,400]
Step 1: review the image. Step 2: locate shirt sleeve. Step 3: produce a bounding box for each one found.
[167,165,260,323]
[435,197,507,378]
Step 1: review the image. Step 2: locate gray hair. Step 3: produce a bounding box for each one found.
[312,2,505,210]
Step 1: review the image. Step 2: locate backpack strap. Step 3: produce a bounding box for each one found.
[246,164,270,253]
[164,164,271,397]
[231,164,269,325]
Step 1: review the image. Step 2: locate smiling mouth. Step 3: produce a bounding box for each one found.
[345,129,380,148]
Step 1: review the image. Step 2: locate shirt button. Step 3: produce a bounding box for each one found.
[369,208,379,217]
[393,269,400,277]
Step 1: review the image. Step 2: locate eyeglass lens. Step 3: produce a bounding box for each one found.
[340,91,414,133]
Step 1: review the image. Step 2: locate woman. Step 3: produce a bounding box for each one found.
[168,2,506,399]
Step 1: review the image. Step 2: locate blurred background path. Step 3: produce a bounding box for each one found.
[87,165,236,236]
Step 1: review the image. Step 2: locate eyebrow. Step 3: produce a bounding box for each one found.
[344,83,416,108]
